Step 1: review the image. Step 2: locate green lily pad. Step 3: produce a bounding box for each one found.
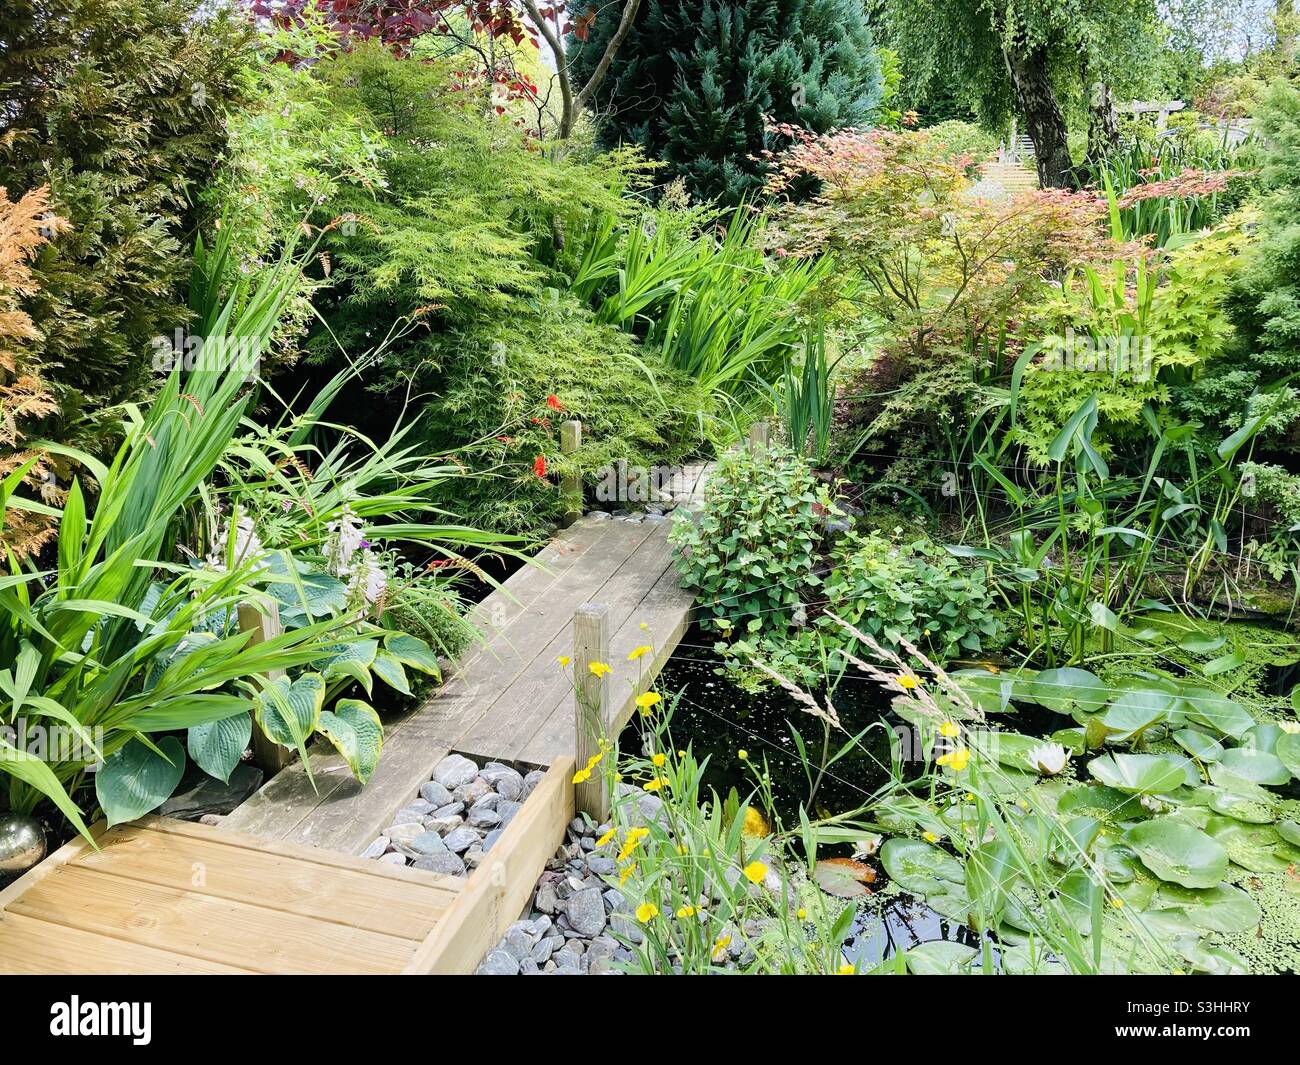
[1203,786,1278,824]
[1277,732,1300,781]
[1088,752,1186,795]
[902,940,978,975]
[1099,687,1174,740]
[1277,820,1300,847]
[1148,883,1261,935]
[1125,818,1229,889]
[880,837,964,895]
[1179,688,1255,739]
[1029,668,1107,718]
[951,669,1017,713]
[1213,747,1291,786]
[1204,816,1290,873]
[1173,728,1223,763]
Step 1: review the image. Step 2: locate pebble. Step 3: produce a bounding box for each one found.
[433,754,480,791]
[360,836,388,859]
[419,780,453,806]
[443,826,479,854]
[565,887,607,937]
[409,831,447,856]
[414,851,466,876]
[475,950,519,976]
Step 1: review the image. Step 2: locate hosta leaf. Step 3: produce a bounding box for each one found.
[371,650,411,695]
[187,713,251,784]
[1125,818,1229,889]
[319,640,379,695]
[254,674,324,755]
[95,736,186,828]
[384,632,441,677]
[317,699,383,784]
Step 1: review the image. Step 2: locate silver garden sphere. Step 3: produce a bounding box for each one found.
[0,813,46,873]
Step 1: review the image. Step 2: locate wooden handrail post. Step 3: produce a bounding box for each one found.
[560,418,582,527]
[237,599,294,774]
[746,418,770,456]
[573,601,610,822]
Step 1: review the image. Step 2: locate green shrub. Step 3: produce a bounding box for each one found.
[671,445,832,634]
[0,0,251,446]
[424,297,712,536]
[816,530,999,660]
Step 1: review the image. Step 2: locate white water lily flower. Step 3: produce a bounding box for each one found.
[325,505,365,577]
[1027,741,1068,776]
[1280,721,1300,735]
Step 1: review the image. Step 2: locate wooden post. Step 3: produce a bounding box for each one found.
[560,418,582,528]
[573,601,610,822]
[237,600,294,774]
[746,418,770,456]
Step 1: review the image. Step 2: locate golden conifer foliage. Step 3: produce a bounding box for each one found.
[0,184,68,557]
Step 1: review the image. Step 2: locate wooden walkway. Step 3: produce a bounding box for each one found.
[0,760,573,974]
[223,463,712,855]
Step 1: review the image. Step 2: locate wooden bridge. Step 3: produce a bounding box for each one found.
[1,461,712,974]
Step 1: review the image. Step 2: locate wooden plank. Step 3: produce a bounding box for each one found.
[0,911,255,975]
[404,758,575,974]
[10,864,418,974]
[517,535,692,765]
[71,823,456,941]
[426,519,656,758]
[222,517,609,846]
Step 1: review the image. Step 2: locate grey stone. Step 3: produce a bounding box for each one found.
[481,828,504,853]
[610,913,644,945]
[431,802,465,819]
[453,777,493,806]
[414,851,466,876]
[565,887,607,937]
[534,882,559,914]
[433,753,480,791]
[519,957,541,975]
[377,852,407,866]
[463,846,485,869]
[419,780,453,806]
[481,763,524,801]
[475,949,519,976]
[361,837,389,860]
[385,822,424,844]
[532,936,557,964]
[394,799,434,820]
[503,929,534,962]
[587,856,615,877]
[603,888,628,913]
[443,826,480,854]
[409,831,447,856]
[495,800,522,827]
[468,804,501,829]
[423,815,463,835]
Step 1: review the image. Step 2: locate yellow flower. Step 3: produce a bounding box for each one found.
[652,752,667,767]
[737,749,748,761]
[1110,896,1124,909]
[711,935,732,961]
[676,905,696,918]
[675,844,688,856]
[837,963,855,975]
[936,747,970,772]
[628,644,652,661]
[796,907,807,920]
[984,663,1000,674]
[896,674,921,690]
[595,827,617,848]
[556,655,571,667]
[635,902,659,923]
[741,806,771,838]
[938,721,960,739]
[677,749,686,758]
[617,826,649,862]
[588,661,612,677]
[619,864,636,885]
[571,768,592,784]
[742,860,768,884]
[614,773,623,783]
[635,691,662,714]
[923,831,939,844]
[643,777,668,792]
[639,621,649,631]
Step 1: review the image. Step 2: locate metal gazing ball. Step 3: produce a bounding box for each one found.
[0,813,46,873]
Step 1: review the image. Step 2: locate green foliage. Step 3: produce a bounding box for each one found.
[670,445,830,634]
[0,0,252,445]
[568,0,883,205]
[818,531,1000,660]
[1218,76,1300,449]
[422,296,711,536]
[1016,223,1244,462]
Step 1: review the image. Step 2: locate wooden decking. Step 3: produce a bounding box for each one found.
[0,760,574,975]
[222,463,711,855]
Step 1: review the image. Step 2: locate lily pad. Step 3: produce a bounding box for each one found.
[1088,752,1186,795]
[1099,687,1174,740]
[1148,883,1261,935]
[1125,818,1229,889]
[1029,668,1107,718]
[1277,732,1300,781]
[1276,820,1300,847]
[1173,728,1223,763]
[879,837,964,895]
[813,858,877,898]
[1179,688,1254,739]
[1204,816,1290,873]
[902,940,977,975]
[1213,747,1290,787]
